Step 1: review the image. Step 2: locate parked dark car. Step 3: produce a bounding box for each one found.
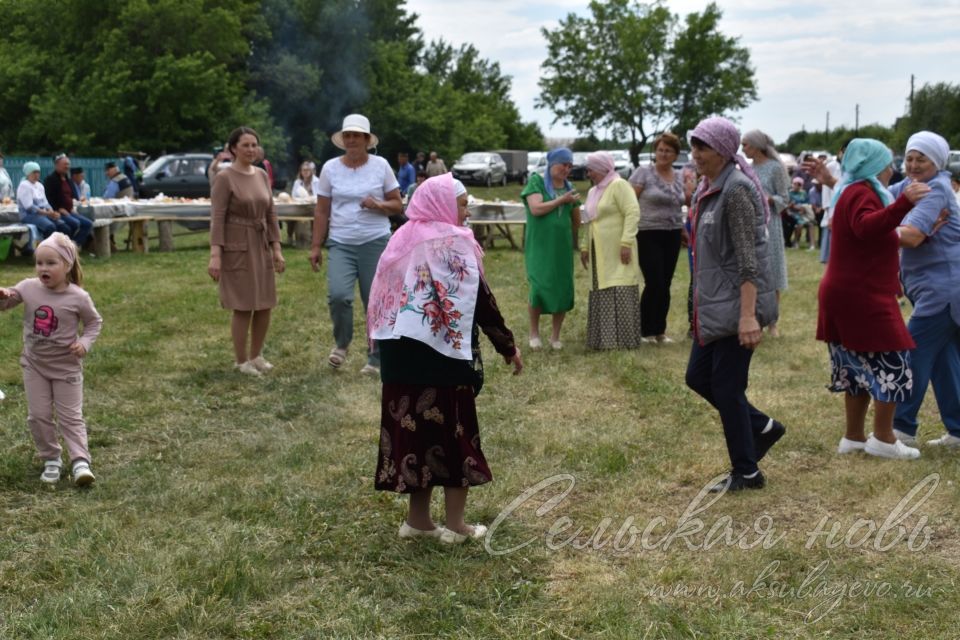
[138,153,214,198]
[452,152,508,187]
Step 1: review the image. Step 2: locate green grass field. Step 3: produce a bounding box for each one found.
[1,208,958,638]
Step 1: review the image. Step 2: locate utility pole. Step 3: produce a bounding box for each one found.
[855,104,860,134]
[910,74,915,114]
[825,111,830,137]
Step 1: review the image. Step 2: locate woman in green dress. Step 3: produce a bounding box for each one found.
[520,147,581,350]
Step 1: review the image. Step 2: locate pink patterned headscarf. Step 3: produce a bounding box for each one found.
[38,232,77,266]
[688,116,771,222]
[367,173,484,360]
[582,151,619,223]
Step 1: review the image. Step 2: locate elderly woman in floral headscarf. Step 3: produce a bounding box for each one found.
[685,117,783,493]
[579,151,642,350]
[368,173,523,545]
[818,138,931,460]
[888,131,960,450]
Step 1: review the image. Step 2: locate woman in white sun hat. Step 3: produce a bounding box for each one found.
[310,114,402,376]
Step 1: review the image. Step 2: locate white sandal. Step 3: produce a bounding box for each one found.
[249,355,274,372]
[328,347,348,368]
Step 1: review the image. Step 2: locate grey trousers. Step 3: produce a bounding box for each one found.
[327,235,389,365]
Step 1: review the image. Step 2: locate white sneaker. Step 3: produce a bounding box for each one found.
[865,435,920,460]
[926,433,960,448]
[550,340,563,350]
[234,361,262,377]
[656,335,675,344]
[529,337,542,350]
[893,428,917,446]
[440,524,488,545]
[249,355,274,372]
[40,460,62,484]
[837,437,866,454]
[72,461,96,486]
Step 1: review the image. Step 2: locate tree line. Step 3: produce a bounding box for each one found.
[782,82,960,156]
[0,0,543,173]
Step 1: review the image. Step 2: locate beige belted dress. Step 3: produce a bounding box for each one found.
[210,166,282,311]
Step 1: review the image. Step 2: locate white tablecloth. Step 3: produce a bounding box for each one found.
[0,200,315,224]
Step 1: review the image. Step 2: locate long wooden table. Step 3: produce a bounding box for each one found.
[0,198,530,256]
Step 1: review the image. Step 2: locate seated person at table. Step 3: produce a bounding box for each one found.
[406,171,427,201]
[70,167,91,202]
[17,162,70,241]
[103,162,134,199]
[43,154,93,248]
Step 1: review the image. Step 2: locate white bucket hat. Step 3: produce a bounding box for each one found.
[331,114,379,151]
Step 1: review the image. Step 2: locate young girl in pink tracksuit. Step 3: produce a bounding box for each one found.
[0,232,102,486]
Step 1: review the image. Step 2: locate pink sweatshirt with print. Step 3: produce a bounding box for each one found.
[1,278,102,369]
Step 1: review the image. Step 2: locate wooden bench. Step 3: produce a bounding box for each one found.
[0,223,31,237]
[90,216,153,257]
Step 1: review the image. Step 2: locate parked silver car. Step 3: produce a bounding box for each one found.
[452,152,508,187]
[611,150,633,178]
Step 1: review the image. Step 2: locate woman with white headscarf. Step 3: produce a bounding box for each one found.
[889,131,960,450]
[741,129,789,337]
[579,151,642,350]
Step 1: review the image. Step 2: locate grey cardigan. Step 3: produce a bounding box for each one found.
[691,163,778,344]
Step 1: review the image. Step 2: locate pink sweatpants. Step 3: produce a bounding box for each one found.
[22,361,90,464]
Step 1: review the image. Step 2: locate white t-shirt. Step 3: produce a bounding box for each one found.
[291,176,321,199]
[820,159,842,227]
[318,155,399,245]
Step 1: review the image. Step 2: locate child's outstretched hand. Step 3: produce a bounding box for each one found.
[69,342,87,358]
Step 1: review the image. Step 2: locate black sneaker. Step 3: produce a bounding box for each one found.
[755,421,786,461]
[708,470,766,493]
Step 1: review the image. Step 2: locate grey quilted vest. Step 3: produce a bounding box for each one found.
[691,163,778,344]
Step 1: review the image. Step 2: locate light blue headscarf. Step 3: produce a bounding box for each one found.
[831,138,894,207]
[543,147,573,199]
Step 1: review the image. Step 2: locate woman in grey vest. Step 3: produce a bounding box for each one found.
[685,117,784,493]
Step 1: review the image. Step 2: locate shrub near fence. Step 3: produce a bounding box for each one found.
[4,156,121,198]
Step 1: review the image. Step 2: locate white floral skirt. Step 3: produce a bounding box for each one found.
[827,343,913,403]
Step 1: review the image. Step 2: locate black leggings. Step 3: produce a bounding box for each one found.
[637,229,682,337]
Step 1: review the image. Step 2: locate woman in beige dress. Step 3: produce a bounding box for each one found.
[208,126,286,376]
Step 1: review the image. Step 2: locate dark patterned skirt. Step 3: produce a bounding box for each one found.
[375,383,492,493]
[827,343,913,403]
[586,245,642,350]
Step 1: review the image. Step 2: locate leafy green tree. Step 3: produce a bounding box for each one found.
[0,0,278,156]
[538,0,756,164]
[0,0,541,178]
[894,82,960,149]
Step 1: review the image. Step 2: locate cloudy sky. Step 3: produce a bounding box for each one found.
[405,0,960,146]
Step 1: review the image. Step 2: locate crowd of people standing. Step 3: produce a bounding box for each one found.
[3,109,957,544]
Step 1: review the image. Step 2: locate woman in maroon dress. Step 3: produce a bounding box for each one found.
[368,174,523,544]
[817,139,930,460]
